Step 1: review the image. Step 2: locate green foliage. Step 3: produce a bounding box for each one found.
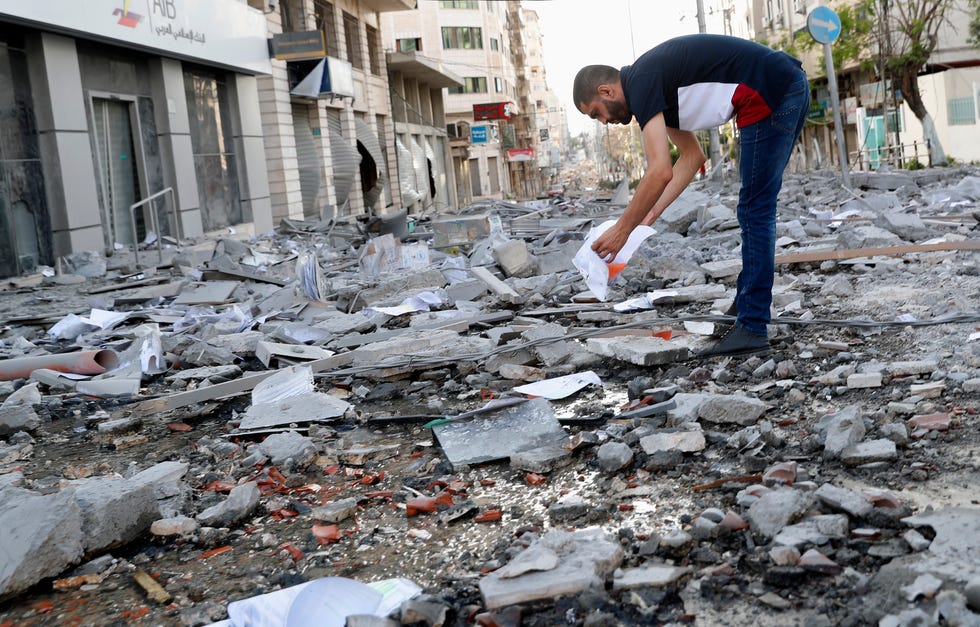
[969,0,980,48]
[903,158,924,170]
[798,1,877,76]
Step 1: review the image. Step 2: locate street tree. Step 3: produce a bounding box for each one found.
[806,1,954,165]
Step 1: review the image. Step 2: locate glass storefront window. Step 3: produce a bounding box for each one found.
[184,70,242,231]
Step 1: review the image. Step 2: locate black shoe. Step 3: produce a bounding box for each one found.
[709,302,739,339]
[697,325,770,358]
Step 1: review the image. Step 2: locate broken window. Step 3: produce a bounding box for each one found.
[343,11,362,70]
[314,1,338,57]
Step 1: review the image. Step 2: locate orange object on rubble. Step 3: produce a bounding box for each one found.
[606,262,627,279]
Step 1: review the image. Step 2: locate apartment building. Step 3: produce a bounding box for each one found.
[522,8,566,187]
[259,0,415,225]
[383,0,529,204]
[0,0,273,278]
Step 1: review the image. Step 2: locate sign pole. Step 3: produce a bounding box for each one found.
[823,43,850,188]
[808,6,849,189]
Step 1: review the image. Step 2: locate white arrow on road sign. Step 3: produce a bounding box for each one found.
[810,17,839,34]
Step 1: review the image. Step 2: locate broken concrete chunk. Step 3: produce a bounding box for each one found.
[310,497,359,523]
[814,484,873,518]
[746,488,814,539]
[0,405,40,437]
[496,546,560,579]
[257,431,318,467]
[585,336,690,366]
[479,528,623,609]
[639,430,706,454]
[697,394,767,426]
[818,405,866,459]
[73,477,160,553]
[0,487,85,599]
[493,239,536,278]
[150,516,199,537]
[196,482,260,527]
[510,446,572,474]
[841,439,898,466]
[595,442,634,473]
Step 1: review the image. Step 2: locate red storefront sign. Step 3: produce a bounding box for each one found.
[506,148,535,162]
[473,102,513,120]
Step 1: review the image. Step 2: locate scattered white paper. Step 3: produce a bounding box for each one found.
[969,331,980,342]
[573,220,656,301]
[215,576,421,627]
[513,371,603,400]
[367,291,443,316]
[684,321,715,336]
[613,295,655,312]
[82,308,131,330]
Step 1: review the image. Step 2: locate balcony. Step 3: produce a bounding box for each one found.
[359,0,416,13]
[386,51,463,89]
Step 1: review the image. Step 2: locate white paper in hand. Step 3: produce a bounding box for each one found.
[573,220,656,301]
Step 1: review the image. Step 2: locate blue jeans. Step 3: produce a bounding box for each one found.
[734,70,810,335]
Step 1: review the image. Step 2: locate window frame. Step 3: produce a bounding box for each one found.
[441,26,484,50]
[948,96,976,126]
[342,10,363,70]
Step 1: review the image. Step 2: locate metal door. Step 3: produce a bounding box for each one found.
[92,97,142,246]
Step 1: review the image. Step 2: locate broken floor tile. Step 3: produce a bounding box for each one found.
[612,565,692,590]
[841,439,898,466]
[639,430,705,454]
[434,398,566,470]
[238,392,351,432]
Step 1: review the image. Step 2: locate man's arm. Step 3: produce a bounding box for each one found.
[591,113,673,261]
[640,127,706,226]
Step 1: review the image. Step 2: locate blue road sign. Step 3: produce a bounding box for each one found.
[807,6,842,44]
[471,125,488,143]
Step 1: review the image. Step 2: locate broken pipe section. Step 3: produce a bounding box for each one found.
[0,349,119,381]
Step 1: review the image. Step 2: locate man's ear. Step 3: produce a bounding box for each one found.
[597,83,615,99]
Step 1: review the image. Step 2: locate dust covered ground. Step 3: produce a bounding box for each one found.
[0,167,978,626]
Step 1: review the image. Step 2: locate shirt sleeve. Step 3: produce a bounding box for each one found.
[631,72,668,129]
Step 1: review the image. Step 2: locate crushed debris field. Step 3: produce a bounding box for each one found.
[1,167,979,627]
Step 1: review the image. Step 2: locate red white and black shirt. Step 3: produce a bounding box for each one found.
[620,34,804,131]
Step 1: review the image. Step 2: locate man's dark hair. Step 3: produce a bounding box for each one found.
[573,65,619,108]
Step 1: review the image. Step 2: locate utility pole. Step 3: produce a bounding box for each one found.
[696,0,723,180]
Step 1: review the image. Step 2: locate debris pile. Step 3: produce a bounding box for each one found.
[0,167,978,626]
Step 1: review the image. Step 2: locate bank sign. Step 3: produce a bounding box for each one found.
[0,0,271,74]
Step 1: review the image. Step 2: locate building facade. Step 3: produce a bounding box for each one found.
[383,0,530,205]
[0,0,274,278]
[522,7,566,188]
[259,0,414,226]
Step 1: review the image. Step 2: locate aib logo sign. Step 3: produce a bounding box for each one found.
[113,0,142,27]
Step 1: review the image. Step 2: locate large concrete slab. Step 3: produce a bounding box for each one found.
[0,487,85,599]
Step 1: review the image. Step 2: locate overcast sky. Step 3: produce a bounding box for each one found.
[527,0,703,135]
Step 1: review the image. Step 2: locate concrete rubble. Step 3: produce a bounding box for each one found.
[0,168,977,625]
